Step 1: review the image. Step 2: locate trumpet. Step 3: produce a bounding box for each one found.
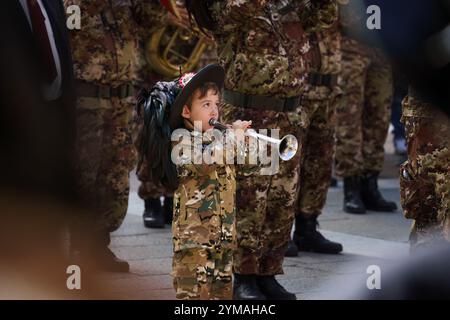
[209,119,298,161]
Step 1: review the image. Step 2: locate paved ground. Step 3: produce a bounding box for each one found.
[104,134,413,300]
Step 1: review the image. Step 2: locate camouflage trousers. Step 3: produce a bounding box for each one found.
[220,102,305,275]
[335,37,393,177]
[400,96,450,250]
[75,96,136,232]
[296,89,337,218]
[172,248,233,300]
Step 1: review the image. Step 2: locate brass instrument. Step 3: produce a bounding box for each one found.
[209,119,299,161]
[146,0,210,78]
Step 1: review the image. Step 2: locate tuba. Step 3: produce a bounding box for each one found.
[146,0,211,78]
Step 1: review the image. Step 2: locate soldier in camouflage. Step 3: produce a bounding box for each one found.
[286,22,343,256]
[334,0,397,214]
[187,0,338,300]
[64,0,165,272]
[400,89,450,251]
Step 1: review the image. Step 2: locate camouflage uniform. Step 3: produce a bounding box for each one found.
[65,0,164,232]
[172,130,257,299]
[400,92,450,250]
[334,0,393,177]
[296,26,342,218]
[209,0,338,275]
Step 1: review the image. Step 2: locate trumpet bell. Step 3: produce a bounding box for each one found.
[278,134,298,161]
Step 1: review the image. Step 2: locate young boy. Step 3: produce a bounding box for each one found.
[138,64,252,300]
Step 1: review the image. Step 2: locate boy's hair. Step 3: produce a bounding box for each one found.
[185,82,221,109]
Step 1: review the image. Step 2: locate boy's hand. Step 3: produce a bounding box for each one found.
[231,120,252,131]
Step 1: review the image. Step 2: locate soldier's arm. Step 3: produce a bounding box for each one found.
[297,0,338,33]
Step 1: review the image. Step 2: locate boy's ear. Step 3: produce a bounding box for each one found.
[181,105,191,119]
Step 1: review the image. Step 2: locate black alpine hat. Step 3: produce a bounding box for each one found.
[169,64,225,129]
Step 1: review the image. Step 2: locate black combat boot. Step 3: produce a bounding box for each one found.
[163,196,173,225]
[361,171,398,212]
[284,240,299,257]
[343,176,366,214]
[233,274,266,300]
[293,215,343,254]
[256,275,296,300]
[143,197,164,228]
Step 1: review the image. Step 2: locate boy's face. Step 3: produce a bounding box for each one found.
[182,89,220,132]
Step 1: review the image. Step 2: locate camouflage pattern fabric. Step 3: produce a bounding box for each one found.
[75,96,136,232]
[206,0,338,275]
[220,102,306,275]
[296,28,341,218]
[296,96,337,218]
[172,248,233,300]
[334,36,393,177]
[400,95,450,250]
[65,0,164,86]
[171,129,255,299]
[209,0,338,97]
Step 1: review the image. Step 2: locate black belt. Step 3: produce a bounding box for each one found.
[308,73,338,87]
[223,90,302,112]
[75,80,135,99]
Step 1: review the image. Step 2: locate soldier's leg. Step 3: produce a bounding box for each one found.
[291,98,342,254]
[360,50,397,212]
[255,108,307,300]
[71,96,106,252]
[96,97,136,233]
[335,41,370,214]
[220,103,271,300]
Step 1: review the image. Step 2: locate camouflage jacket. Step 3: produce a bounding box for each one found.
[64,0,165,87]
[208,0,338,98]
[172,129,260,252]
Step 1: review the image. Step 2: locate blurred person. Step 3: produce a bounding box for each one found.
[400,89,450,251]
[63,0,166,273]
